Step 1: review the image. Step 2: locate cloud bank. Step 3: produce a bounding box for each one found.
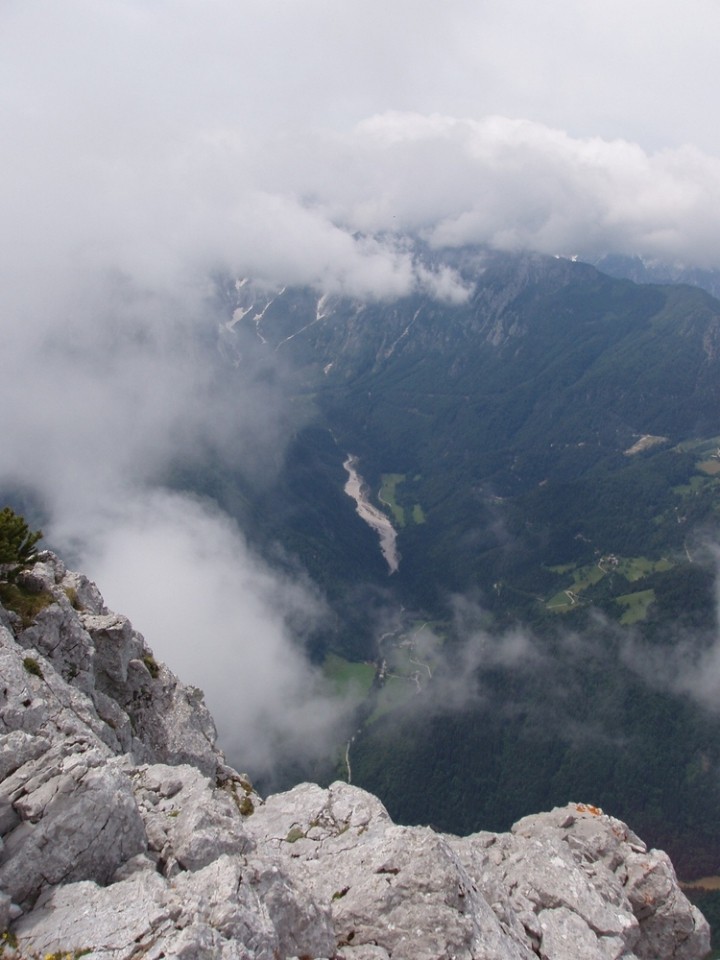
[4,0,720,302]
[82,490,352,776]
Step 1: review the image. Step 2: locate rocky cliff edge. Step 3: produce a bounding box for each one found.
[0,553,710,960]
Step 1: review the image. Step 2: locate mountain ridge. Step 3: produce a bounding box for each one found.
[218,249,720,650]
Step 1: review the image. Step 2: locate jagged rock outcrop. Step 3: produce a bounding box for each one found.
[0,554,711,959]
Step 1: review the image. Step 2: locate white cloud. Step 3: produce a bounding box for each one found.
[287,114,720,269]
[618,556,720,712]
[74,489,353,775]
[621,633,720,711]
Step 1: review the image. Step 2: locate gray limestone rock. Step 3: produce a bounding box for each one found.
[505,805,709,960]
[0,747,146,908]
[0,730,51,781]
[12,872,172,958]
[175,854,336,959]
[536,905,606,960]
[132,762,254,874]
[624,848,709,960]
[245,782,540,960]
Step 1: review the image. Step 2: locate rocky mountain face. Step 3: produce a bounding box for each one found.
[0,553,710,959]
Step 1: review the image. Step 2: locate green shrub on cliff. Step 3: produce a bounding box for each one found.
[0,508,49,625]
[0,507,43,574]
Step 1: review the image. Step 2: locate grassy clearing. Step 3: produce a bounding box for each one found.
[698,460,720,475]
[617,556,673,581]
[673,475,708,496]
[546,563,601,613]
[379,474,406,526]
[378,473,426,525]
[545,556,670,615]
[547,590,576,612]
[616,589,655,624]
[323,653,376,698]
[571,564,605,591]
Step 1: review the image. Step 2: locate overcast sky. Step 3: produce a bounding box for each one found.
[4,0,720,292]
[3,0,720,772]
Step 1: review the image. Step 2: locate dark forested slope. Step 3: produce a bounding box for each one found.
[213,248,720,878]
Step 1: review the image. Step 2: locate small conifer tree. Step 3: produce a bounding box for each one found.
[0,507,43,574]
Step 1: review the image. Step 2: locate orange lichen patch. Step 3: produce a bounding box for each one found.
[575,803,603,816]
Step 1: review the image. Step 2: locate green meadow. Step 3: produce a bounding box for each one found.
[546,556,671,622]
